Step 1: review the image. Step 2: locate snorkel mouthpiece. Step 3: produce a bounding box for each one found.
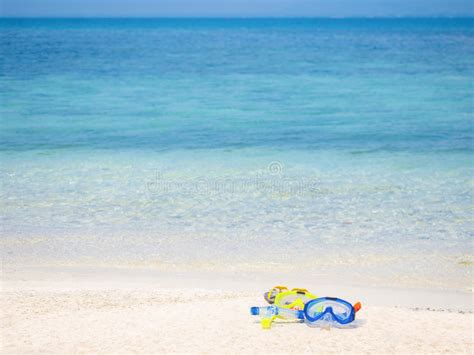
[250,307,259,315]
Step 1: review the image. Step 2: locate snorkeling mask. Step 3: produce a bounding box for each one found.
[305,297,362,325]
[264,286,314,305]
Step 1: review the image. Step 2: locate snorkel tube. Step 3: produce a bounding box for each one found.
[250,306,304,329]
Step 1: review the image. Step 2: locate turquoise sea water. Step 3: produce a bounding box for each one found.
[1,19,473,289]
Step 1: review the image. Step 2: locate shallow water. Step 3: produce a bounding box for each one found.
[1,18,473,290]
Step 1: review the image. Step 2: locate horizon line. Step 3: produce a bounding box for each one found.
[1,15,474,19]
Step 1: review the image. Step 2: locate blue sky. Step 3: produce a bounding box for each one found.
[1,0,473,17]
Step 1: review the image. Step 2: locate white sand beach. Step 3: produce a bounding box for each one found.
[1,267,472,354]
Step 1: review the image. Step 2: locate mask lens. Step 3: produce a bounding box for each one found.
[276,292,313,307]
[277,293,298,306]
[330,302,352,321]
[306,301,326,319]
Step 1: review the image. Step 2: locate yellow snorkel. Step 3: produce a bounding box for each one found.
[258,287,317,329]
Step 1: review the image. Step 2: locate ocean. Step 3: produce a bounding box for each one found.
[1,18,472,290]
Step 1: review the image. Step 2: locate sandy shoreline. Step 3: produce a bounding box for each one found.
[1,267,473,354]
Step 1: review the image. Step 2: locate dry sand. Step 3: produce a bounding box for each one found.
[1,267,472,354]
